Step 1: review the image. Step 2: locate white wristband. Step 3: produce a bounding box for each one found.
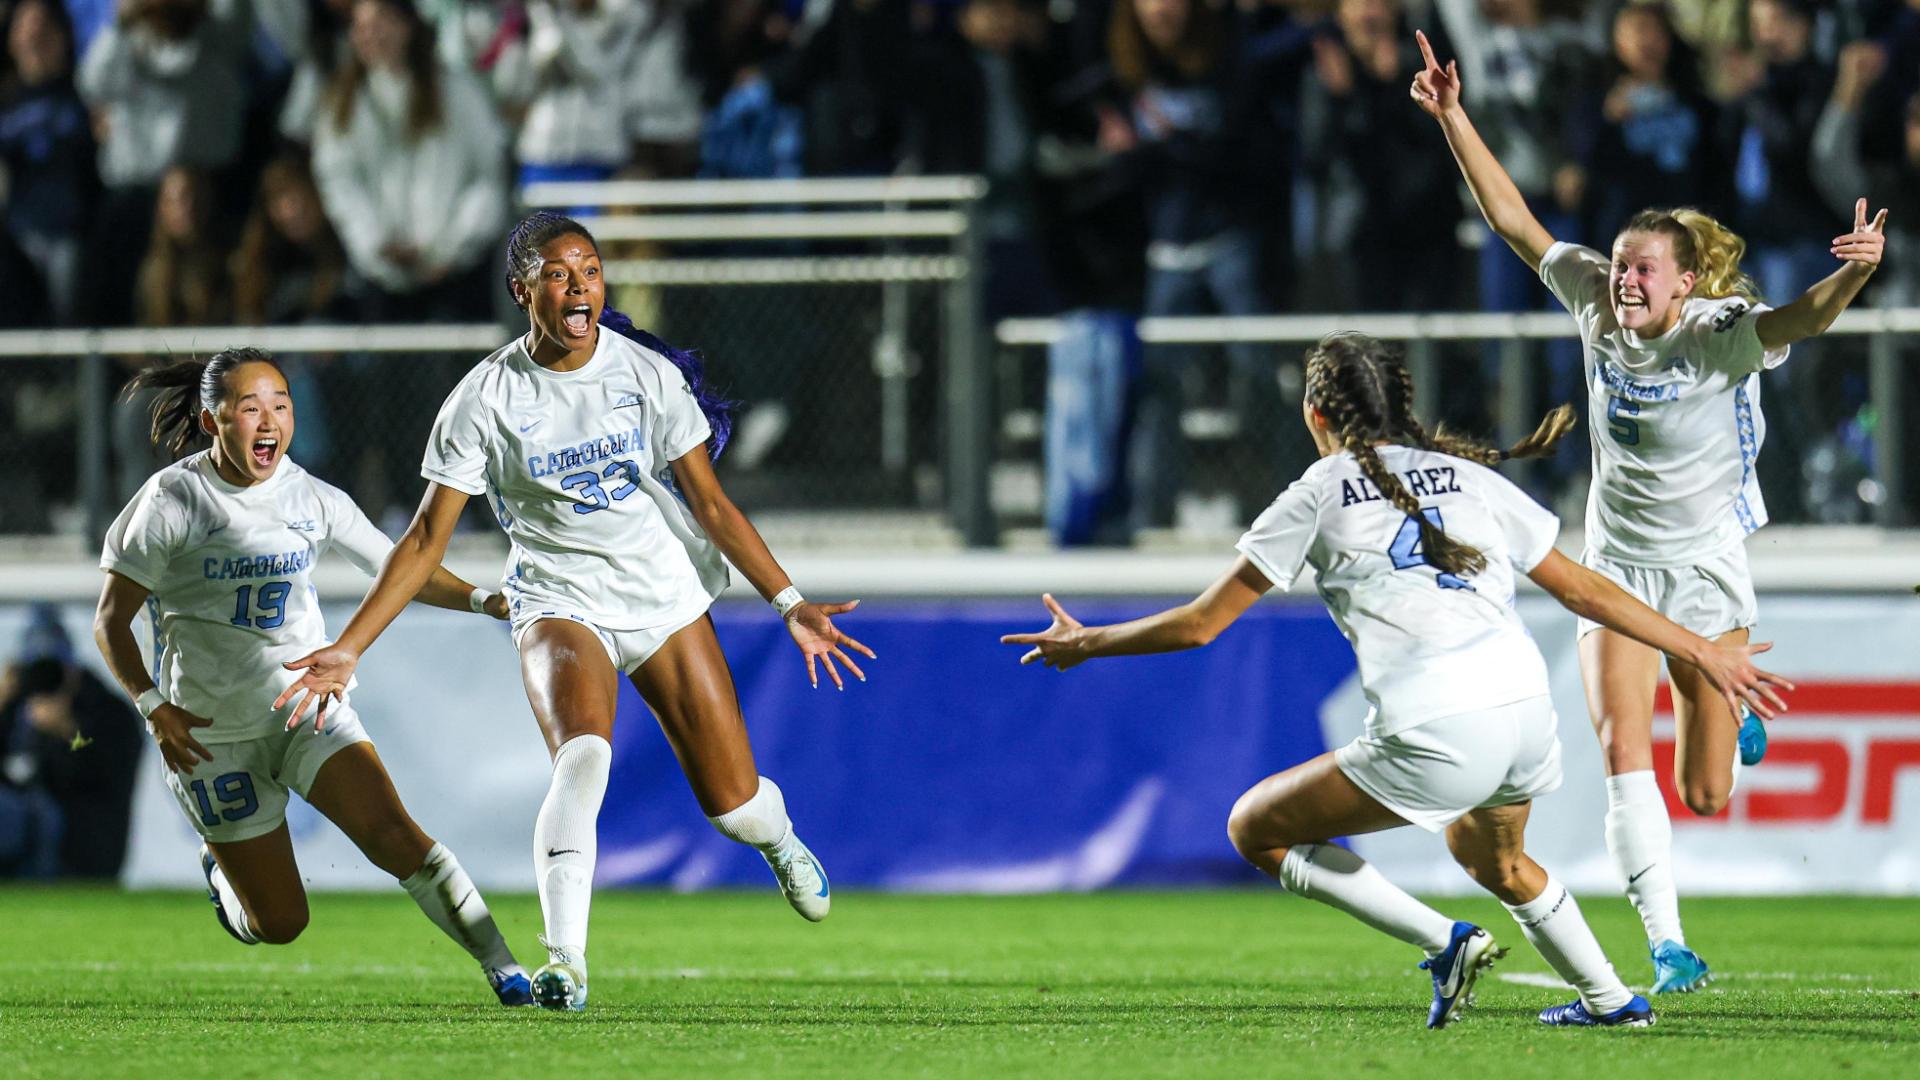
[772,586,805,619]
[469,587,492,613]
[135,688,166,719]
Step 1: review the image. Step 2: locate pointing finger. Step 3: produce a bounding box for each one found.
[1415,29,1438,71]
[1855,197,1867,231]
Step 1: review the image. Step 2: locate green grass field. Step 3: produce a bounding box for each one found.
[2,889,1913,1078]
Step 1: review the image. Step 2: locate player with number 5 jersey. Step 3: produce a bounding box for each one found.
[1411,27,1889,991]
[92,349,535,1006]
[276,211,875,1013]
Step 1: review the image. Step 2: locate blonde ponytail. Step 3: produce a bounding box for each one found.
[1620,207,1762,302]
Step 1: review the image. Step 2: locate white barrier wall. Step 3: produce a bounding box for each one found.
[5,593,1916,894]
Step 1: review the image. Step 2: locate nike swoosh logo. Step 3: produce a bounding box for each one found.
[206,524,228,537]
[1628,866,1655,884]
[452,890,474,913]
[546,848,580,858]
[519,419,544,434]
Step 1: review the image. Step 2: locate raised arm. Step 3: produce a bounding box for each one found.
[1526,549,1791,717]
[1754,197,1889,351]
[272,483,472,725]
[668,447,875,690]
[1000,558,1273,671]
[1409,29,1556,271]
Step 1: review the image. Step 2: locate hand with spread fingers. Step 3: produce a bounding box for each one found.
[1000,594,1093,672]
[1690,639,1795,722]
[785,600,876,691]
[148,702,216,773]
[1831,197,1890,273]
[272,645,360,732]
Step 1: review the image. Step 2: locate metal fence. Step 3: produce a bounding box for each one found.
[993,309,1920,536]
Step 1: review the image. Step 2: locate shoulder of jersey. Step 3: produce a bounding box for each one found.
[1695,295,1756,334]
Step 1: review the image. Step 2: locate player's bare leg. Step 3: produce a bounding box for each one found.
[1580,628,1708,991]
[1226,753,1492,1028]
[1447,803,1651,1028]
[1666,627,1750,817]
[306,743,529,1005]
[518,618,623,1010]
[204,826,307,945]
[633,615,829,921]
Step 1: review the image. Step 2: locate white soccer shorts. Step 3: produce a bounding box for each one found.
[1334,695,1563,833]
[1576,544,1758,640]
[164,702,371,844]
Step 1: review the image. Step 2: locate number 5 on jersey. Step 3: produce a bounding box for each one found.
[1389,508,1474,591]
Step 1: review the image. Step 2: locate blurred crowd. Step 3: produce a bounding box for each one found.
[2,0,1915,333]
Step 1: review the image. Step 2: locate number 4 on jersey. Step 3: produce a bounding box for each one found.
[1389,509,1474,591]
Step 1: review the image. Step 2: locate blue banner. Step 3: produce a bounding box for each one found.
[598,600,1357,891]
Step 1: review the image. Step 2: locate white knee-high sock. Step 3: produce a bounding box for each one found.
[1277,842,1456,956]
[533,733,611,958]
[1604,771,1684,945]
[1505,876,1634,1014]
[708,777,801,860]
[402,842,520,975]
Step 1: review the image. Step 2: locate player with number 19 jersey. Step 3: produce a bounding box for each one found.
[422,326,728,634]
[101,451,394,740]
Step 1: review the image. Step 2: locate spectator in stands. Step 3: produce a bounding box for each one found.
[0,0,95,325]
[75,0,252,326]
[625,0,703,177]
[1728,0,1836,301]
[311,0,507,320]
[764,0,923,176]
[493,0,647,191]
[1102,0,1280,530]
[266,0,355,145]
[0,605,144,880]
[135,165,230,327]
[692,0,801,182]
[1561,2,1729,246]
[1298,0,1461,312]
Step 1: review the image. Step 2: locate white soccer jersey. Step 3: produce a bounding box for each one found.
[422,328,727,631]
[1236,446,1560,736]
[100,452,393,742]
[1539,241,1790,567]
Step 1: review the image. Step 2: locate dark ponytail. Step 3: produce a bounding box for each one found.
[1304,332,1578,579]
[122,347,282,459]
[504,210,736,460]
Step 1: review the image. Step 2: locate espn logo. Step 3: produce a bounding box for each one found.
[1654,682,1920,825]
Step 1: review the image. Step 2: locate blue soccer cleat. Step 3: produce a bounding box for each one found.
[490,968,535,1007]
[1419,921,1506,1029]
[1738,707,1768,766]
[1651,939,1712,994]
[199,845,256,946]
[1539,994,1656,1027]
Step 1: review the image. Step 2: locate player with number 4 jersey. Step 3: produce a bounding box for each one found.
[1411,27,1888,991]
[92,349,535,1006]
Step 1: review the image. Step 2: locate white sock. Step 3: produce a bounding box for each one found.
[708,776,801,861]
[1277,842,1456,956]
[533,733,611,960]
[1505,877,1635,1014]
[1604,771,1685,946]
[401,842,520,975]
[207,858,260,945]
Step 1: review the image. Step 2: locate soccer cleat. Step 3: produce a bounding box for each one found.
[1738,707,1768,766]
[1419,921,1507,1029]
[489,968,536,1007]
[1538,994,1656,1027]
[1650,939,1711,993]
[765,836,831,923]
[531,939,588,1012]
[199,845,256,946]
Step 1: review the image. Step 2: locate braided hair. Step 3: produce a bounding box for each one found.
[122,348,284,459]
[504,211,735,459]
[1304,332,1577,578]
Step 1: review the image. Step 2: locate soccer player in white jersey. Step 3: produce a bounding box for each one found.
[1409,30,1889,992]
[1004,333,1793,1029]
[92,349,535,1005]
[275,211,875,1013]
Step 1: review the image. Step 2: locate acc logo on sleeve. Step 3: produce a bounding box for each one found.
[1654,682,1920,825]
[1711,302,1750,332]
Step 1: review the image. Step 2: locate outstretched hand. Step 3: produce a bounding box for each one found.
[999,593,1092,671]
[1408,30,1460,119]
[1691,639,1795,721]
[271,645,361,732]
[1831,197,1890,272]
[786,600,875,690]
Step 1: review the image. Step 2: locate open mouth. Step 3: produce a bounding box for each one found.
[1616,293,1647,315]
[563,304,592,335]
[251,437,278,469]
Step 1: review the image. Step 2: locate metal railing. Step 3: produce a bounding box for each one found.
[995,309,1920,528]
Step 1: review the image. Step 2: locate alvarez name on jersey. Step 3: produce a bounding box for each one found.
[101,452,394,741]
[1539,241,1790,567]
[1237,446,1561,736]
[423,327,728,633]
